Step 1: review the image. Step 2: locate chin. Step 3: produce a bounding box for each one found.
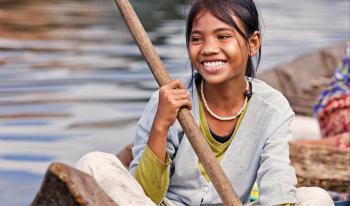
[201,75,226,85]
[202,73,244,85]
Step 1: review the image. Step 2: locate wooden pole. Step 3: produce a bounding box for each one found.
[113,0,242,205]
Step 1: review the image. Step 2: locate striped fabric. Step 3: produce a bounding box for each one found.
[313,56,350,137]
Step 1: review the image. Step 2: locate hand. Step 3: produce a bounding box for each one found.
[148,80,192,162]
[153,79,192,130]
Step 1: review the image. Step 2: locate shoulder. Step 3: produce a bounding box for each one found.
[251,78,294,115]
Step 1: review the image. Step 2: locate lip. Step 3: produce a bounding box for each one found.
[200,59,227,74]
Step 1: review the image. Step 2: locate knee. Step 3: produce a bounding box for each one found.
[296,187,334,206]
[75,151,116,174]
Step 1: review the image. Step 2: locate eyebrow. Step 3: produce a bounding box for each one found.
[191,27,235,35]
[214,28,234,33]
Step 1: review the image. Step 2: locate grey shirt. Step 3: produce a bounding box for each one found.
[130,76,297,206]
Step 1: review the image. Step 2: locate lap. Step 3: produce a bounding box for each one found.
[248,187,334,206]
[295,187,334,206]
[76,151,156,206]
[76,152,334,206]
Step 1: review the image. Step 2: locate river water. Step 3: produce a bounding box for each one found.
[0,0,349,205]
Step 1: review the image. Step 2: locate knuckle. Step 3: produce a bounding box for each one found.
[159,87,166,93]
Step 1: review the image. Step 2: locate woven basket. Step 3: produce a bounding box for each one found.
[289,140,350,192]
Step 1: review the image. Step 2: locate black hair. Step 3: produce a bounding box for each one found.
[186,0,261,78]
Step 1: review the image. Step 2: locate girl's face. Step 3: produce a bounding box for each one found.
[188,10,260,85]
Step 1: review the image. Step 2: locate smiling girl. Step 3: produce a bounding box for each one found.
[76,0,334,205]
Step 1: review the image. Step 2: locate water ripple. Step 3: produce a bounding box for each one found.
[0,154,54,162]
[0,134,69,142]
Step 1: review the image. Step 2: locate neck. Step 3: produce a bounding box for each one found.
[203,78,246,110]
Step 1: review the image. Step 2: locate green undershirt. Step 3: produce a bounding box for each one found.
[198,97,247,182]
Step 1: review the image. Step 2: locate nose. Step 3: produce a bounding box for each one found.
[200,39,219,55]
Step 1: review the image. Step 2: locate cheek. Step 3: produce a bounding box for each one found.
[188,47,199,64]
[226,45,248,63]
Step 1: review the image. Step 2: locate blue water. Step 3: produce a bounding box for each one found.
[0,154,54,162]
[0,0,349,205]
[0,134,69,142]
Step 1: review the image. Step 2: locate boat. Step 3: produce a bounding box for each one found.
[30,162,119,206]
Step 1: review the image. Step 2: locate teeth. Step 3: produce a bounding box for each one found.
[203,61,226,67]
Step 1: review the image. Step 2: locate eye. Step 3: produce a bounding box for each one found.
[217,34,231,40]
[190,36,202,44]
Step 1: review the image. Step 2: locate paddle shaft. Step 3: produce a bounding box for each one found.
[114,1,242,205]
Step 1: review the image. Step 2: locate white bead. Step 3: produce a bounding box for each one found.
[200,78,249,121]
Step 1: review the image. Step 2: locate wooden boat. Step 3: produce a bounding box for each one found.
[31,162,119,206]
[31,144,134,206]
[31,42,349,205]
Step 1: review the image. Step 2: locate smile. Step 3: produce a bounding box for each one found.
[201,60,227,74]
[202,60,227,68]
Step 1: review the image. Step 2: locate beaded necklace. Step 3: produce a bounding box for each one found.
[200,78,249,121]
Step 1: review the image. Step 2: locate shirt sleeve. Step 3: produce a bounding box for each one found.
[128,91,180,204]
[129,91,178,176]
[135,145,171,204]
[257,108,297,206]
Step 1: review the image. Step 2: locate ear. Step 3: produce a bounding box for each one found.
[248,31,261,57]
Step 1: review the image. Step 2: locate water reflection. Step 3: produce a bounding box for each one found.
[0,154,54,162]
[0,134,70,142]
[0,170,41,206]
[1,120,50,126]
[0,0,349,205]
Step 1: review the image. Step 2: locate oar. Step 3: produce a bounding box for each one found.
[114,1,242,205]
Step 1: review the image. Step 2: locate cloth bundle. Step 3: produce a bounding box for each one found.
[313,56,350,142]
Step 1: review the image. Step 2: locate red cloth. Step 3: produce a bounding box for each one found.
[318,94,350,137]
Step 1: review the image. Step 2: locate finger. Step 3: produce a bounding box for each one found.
[176,81,185,89]
[173,93,190,100]
[171,89,189,95]
[163,80,185,90]
[175,99,192,110]
[187,100,192,110]
[160,90,188,103]
[167,89,189,100]
[162,79,181,89]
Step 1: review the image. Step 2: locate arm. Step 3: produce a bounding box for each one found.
[135,145,171,204]
[257,110,297,206]
[129,80,192,204]
[147,80,191,162]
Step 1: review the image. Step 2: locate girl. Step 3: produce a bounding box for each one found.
[76,0,334,205]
